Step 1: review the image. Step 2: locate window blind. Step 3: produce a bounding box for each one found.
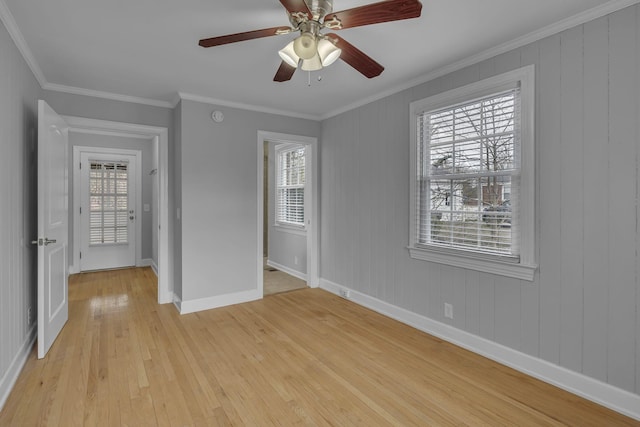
[416,88,521,258]
[89,161,129,245]
[276,146,305,226]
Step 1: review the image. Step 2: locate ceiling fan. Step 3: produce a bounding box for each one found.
[198,0,423,82]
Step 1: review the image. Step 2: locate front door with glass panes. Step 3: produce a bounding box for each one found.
[79,152,137,271]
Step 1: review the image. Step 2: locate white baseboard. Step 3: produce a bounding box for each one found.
[266,260,307,282]
[178,289,262,315]
[319,278,640,421]
[71,260,156,275]
[140,258,158,276]
[173,294,182,313]
[0,325,36,412]
[139,258,154,268]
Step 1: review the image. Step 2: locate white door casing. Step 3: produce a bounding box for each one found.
[36,100,69,359]
[79,150,139,271]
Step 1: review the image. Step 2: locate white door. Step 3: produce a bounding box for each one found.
[79,152,137,271]
[36,100,69,359]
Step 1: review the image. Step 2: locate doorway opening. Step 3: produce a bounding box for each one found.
[64,116,172,304]
[257,131,318,297]
[263,141,307,295]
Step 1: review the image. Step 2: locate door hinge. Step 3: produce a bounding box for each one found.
[79,162,81,170]
[80,206,82,214]
[80,251,82,259]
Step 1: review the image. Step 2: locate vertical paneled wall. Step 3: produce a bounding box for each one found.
[320,6,640,394]
[0,19,41,399]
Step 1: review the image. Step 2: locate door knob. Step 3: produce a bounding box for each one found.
[31,238,56,246]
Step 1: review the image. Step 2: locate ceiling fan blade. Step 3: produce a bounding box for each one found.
[274,61,297,82]
[279,0,313,20]
[323,0,422,30]
[199,26,292,48]
[326,34,384,78]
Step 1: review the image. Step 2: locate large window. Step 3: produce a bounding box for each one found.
[409,66,536,280]
[275,145,306,227]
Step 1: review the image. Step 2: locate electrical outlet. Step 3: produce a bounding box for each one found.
[338,288,350,299]
[27,307,32,325]
[294,256,299,265]
[444,303,453,319]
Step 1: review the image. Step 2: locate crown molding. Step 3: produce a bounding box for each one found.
[0,0,46,86]
[321,0,640,120]
[178,92,321,121]
[43,82,174,109]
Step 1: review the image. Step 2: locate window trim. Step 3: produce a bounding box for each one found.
[409,65,537,281]
[274,143,306,230]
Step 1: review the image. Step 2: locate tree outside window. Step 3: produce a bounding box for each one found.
[418,90,517,255]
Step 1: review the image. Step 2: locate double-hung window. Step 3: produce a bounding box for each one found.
[275,144,306,228]
[409,66,536,280]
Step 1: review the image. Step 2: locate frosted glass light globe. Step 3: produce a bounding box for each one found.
[278,41,300,68]
[301,54,323,71]
[293,32,317,60]
[317,38,341,66]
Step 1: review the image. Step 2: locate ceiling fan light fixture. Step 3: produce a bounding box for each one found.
[300,53,323,71]
[278,41,300,68]
[293,32,317,60]
[317,38,341,66]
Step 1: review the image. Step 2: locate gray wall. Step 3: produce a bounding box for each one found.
[176,99,319,302]
[68,133,156,265]
[267,141,307,275]
[320,6,640,395]
[42,91,173,131]
[0,18,41,403]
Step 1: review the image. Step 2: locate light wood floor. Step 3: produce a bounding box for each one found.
[263,263,307,296]
[0,268,636,426]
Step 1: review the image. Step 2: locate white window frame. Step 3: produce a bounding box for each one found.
[275,143,306,230]
[409,65,537,281]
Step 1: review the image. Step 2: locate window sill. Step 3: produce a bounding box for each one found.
[408,246,536,281]
[274,223,307,236]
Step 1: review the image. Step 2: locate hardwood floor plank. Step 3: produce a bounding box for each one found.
[0,267,637,426]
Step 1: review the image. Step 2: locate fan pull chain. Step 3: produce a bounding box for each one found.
[306,72,323,87]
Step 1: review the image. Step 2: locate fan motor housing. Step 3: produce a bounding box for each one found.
[304,0,333,21]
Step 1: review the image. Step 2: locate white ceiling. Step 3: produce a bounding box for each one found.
[1,0,629,119]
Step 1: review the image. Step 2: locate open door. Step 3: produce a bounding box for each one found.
[35,100,69,359]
